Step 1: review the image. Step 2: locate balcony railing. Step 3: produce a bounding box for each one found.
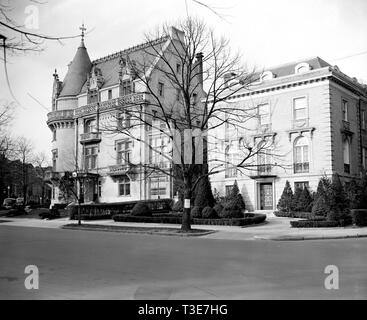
[342,120,351,132]
[47,109,74,124]
[257,164,272,175]
[108,164,134,176]
[294,162,309,174]
[80,132,102,144]
[74,93,146,118]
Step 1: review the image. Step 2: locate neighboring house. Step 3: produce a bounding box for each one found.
[209,57,367,212]
[46,26,204,206]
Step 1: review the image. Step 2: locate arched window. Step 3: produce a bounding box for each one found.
[225,143,237,178]
[84,119,96,133]
[343,139,350,173]
[293,136,309,173]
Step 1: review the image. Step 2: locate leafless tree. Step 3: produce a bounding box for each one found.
[14,136,34,204]
[101,18,280,231]
[0,1,82,54]
[33,151,51,205]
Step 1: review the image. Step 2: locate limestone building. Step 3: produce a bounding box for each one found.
[209,57,367,211]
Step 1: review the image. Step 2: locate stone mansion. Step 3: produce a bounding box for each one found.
[209,57,367,211]
[46,28,367,211]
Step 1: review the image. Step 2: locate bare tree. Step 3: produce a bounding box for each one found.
[14,136,34,205]
[0,1,82,54]
[33,151,51,205]
[100,18,278,231]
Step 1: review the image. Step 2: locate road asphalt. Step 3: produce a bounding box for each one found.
[1,224,366,299]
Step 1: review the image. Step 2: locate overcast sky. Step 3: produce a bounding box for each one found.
[1,0,367,161]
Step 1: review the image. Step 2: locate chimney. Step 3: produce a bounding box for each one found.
[195,52,204,86]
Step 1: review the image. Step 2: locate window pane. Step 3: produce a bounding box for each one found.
[294,108,306,120]
[303,146,309,162]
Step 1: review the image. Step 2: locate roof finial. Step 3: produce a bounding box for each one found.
[79,23,86,47]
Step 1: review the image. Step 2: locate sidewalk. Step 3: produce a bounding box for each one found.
[2,213,367,241]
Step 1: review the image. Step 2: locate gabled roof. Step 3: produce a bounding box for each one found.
[78,37,169,95]
[59,41,92,97]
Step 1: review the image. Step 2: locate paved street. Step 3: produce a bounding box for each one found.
[0,224,366,299]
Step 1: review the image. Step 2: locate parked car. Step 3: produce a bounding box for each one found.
[16,197,24,206]
[2,198,16,209]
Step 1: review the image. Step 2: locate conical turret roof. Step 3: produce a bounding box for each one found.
[59,40,92,97]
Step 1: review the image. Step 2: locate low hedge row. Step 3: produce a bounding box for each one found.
[274,211,313,219]
[290,220,340,228]
[274,211,311,219]
[351,209,367,226]
[113,213,266,226]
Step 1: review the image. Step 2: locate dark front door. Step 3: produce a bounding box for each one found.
[260,183,273,210]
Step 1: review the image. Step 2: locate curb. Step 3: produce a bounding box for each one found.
[61,224,216,237]
[255,234,367,241]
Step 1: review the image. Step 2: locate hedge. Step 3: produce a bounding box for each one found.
[351,209,367,226]
[274,211,313,219]
[290,220,340,228]
[113,213,267,226]
[69,199,172,220]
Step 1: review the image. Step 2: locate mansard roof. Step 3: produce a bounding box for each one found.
[263,56,331,78]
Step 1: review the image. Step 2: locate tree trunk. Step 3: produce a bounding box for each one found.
[181,178,192,231]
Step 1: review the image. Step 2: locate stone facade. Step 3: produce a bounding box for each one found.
[209,58,367,212]
[47,27,204,206]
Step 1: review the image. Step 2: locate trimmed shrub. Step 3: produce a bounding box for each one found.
[191,206,203,218]
[345,180,360,209]
[213,203,224,216]
[219,202,243,219]
[131,202,152,217]
[194,176,215,208]
[277,181,293,213]
[351,209,367,226]
[291,187,303,212]
[274,211,313,219]
[290,220,340,228]
[297,187,313,212]
[113,213,266,226]
[330,173,349,214]
[357,171,367,209]
[311,194,329,217]
[172,200,183,212]
[202,206,217,219]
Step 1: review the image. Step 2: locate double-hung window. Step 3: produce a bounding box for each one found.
[116,140,132,165]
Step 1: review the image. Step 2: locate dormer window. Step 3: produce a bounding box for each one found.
[295,63,312,74]
[261,71,275,81]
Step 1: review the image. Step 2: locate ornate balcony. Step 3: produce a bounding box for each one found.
[47,109,74,125]
[108,164,135,176]
[73,93,146,118]
[249,164,277,179]
[80,132,102,144]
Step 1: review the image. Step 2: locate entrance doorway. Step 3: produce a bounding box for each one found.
[259,183,273,210]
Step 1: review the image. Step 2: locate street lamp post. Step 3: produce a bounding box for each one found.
[72,172,82,226]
